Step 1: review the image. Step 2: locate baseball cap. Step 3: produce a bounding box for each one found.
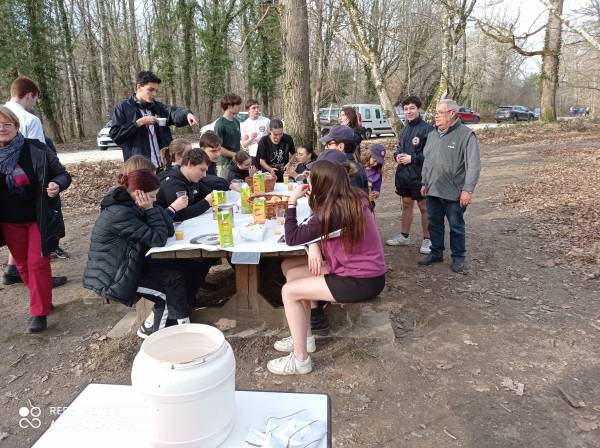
[319,125,356,143]
[370,144,386,164]
[306,149,348,170]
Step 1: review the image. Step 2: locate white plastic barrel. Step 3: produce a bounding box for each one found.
[131,324,236,447]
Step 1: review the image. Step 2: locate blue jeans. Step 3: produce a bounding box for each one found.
[426,196,466,262]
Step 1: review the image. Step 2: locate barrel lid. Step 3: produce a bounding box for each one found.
[140,324,226,370]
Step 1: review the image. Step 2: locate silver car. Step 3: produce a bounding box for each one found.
[97,121,119,150]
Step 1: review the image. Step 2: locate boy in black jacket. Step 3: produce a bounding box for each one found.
[154,148,219,330]
[109,71,198,167]
[387,96,433,255]
[157,148,214,220]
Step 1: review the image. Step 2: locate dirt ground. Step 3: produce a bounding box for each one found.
[1,125,599,447]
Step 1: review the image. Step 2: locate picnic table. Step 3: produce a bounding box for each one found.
[147,184,309,324]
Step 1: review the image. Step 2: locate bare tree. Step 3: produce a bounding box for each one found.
[427,0,477,117]
[309,0,341,139]
[340,0,402,133]
[477,0,564,122]
[56,0,85,139]
[97,0,114,119]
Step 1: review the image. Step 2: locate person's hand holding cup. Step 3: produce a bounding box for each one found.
[171,191,188,211]
[290,183,309,203]
[136,115,157,127]
[229,179,242,192]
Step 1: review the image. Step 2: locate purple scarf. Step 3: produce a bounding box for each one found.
[0,133,30,194]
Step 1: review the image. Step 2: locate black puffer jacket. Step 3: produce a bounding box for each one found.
[394,117,434,190]
[83,187,174,306]
[109,96,191,162]
[0,138,71,256]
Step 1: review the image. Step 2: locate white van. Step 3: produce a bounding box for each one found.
[343,103,395,139]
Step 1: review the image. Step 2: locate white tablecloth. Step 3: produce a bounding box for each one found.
[147,183,311,256]
[32,384,330,447]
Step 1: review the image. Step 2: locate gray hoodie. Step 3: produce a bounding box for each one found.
[421,120,481,201]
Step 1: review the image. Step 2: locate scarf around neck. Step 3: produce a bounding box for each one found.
[0,133,30,195]
[0,132,25,175]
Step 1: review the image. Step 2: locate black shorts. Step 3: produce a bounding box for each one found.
[324,274,385,303]
[395,188,424,200]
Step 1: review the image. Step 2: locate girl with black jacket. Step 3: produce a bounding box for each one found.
[83,162,192,334]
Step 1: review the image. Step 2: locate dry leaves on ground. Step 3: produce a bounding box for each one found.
[60,161,122,213]
[503,147,600,267]
[476,120,600,145]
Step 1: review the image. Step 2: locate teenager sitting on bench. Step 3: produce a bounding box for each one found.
[267,160,386,375]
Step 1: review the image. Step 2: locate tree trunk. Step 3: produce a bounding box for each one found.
[540,0,564,123]
[80,0,103,125]
[427,13,451,118]
[341,0,402,134]
[128,0,141,73]
[540,0,600,52]
[97,0,114,120]
[179,0,194,108]
[280,0,314,145]
[56,0,85,139]
[312,0,325,142]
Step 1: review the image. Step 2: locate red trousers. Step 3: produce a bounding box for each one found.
[1,222,52,316]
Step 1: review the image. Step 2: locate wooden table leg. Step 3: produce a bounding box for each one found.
[232,264,269,313]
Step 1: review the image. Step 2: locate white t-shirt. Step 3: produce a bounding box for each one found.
[4,101,46,143]
[240,116,270,156]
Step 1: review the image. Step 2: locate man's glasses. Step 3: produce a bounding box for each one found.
[434,110,453,116]
[0,123,16,130]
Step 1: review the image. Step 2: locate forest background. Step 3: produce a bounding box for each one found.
[0,0,598,145]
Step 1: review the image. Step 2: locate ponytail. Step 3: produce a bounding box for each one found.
[160,147,172,168]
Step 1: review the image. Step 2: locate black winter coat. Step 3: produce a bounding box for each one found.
[394,117,434,190]
[83,187,174,306]
[109,96,191,162]
[0,139,71,256]
[156,167,212,221]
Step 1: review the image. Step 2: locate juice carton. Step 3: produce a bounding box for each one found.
[216,206,234,248]
[240,183,252,214]
[252,172,265,193]
[253,197,266,224]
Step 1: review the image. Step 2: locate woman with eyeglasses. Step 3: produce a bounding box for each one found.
[0,106,71,333]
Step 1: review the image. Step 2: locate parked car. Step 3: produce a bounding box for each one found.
[200,111,267,135]
[495,105,534,123]
[533,107,540,120]
[319,107,340,125]
[97,121,119,150]
[457,107,480,123]
[569,106,590,116]
[343,103,394,139]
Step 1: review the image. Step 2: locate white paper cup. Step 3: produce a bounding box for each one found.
[157,117,167,126]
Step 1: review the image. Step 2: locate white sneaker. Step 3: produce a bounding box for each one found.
[267,353,313,375]
[420,239,432,254]
[274,335,316,353]
[386,234,411,246]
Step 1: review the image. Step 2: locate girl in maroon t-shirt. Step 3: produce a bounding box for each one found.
[267,160,386,375]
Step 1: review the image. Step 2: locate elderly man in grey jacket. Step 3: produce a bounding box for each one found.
[419,99,481,272]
